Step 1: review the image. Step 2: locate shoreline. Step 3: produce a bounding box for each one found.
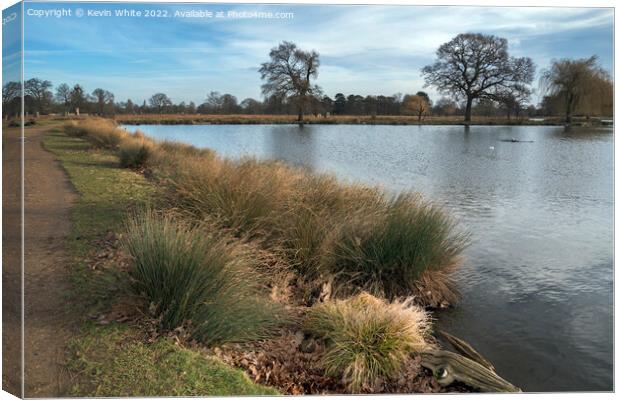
[109,114,610,127]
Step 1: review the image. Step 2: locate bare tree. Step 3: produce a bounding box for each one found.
[2,81,21,118]
[55,83,71,114]
[3,81,21,104]
[240,98,263,114]
[496,85,530,120]
[432,97,459,116]
[92,88,115,116]
[24,78,53,114]
[540,56,611,123]
[205,91,223,113]
[401,94,430,121]
[422,33,534,122]
[70,84,86,115]
[149,93,172,114]
[125,99,136,114]
[259,41,320,122]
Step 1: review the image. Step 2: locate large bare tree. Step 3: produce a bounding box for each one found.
[540,56,612,123]
[92,88,115,116]
[149,93,172,114]
[55,83,71,114]
[422,33,534,122]
[2,81,21,118]
[259,41,320,122]
[24,78,53,114]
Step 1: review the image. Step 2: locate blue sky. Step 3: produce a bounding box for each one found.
[3,2,22,84]
[16,1,615,105]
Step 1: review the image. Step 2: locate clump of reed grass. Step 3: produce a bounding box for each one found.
[123,211,284,346]
[119,134,155,169]
[146,141,217,181]
[65,118,125,149]
[306,292,433,392]
[274,174,385,278]
[319,193,469,301]
[64,121,88,137]
[171,157,301,237]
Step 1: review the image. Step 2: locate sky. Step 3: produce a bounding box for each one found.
[3,2,22,84]
[12,1,615,105]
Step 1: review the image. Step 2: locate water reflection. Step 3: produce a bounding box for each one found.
[266,125,317,172]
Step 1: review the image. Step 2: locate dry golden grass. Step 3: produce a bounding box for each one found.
[306,292,433,392]
[65,118,468,307]
[65,118,125,149]
[123,210,285,346]
[117,130,157,169]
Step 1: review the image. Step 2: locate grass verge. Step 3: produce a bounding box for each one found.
[67,323,279,396]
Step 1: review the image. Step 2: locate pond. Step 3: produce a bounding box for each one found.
[123,123,613,392]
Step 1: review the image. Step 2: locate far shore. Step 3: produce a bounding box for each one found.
[106,114,611,127]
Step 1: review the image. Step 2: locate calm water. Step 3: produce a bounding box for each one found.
[124,124,613,392]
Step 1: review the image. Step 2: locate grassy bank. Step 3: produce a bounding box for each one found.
[42,129,279,396]
[67,118,468,306]
[114,113,569,126]
[50,118,473,393]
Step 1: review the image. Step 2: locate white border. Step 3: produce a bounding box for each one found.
[0,1,616,400]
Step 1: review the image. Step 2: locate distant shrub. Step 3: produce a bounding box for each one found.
[306,292,433,392]
[319,193,468,300]
[123,211,284,346]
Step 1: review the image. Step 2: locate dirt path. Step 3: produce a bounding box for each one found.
[22,125,78,397]
[3,125,23,397]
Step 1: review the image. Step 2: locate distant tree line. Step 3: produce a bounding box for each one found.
[2,34,613,122]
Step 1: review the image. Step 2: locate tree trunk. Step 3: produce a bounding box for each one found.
[297,104,304,123]
[565,103,572,124]
[565,94,573,124]
[464,96,473,122]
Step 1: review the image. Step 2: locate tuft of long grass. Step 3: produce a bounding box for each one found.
[119,134,155,169]
[306,292,433,392]
[123,211,284,346]
[68,118,125,149]
[64,121,88,137]
[319,193,469,300]
[272,175,384,278]
[171,157,302,237]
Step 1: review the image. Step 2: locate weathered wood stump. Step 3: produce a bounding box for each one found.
[438,330,496,371]
[420,331,521,392]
